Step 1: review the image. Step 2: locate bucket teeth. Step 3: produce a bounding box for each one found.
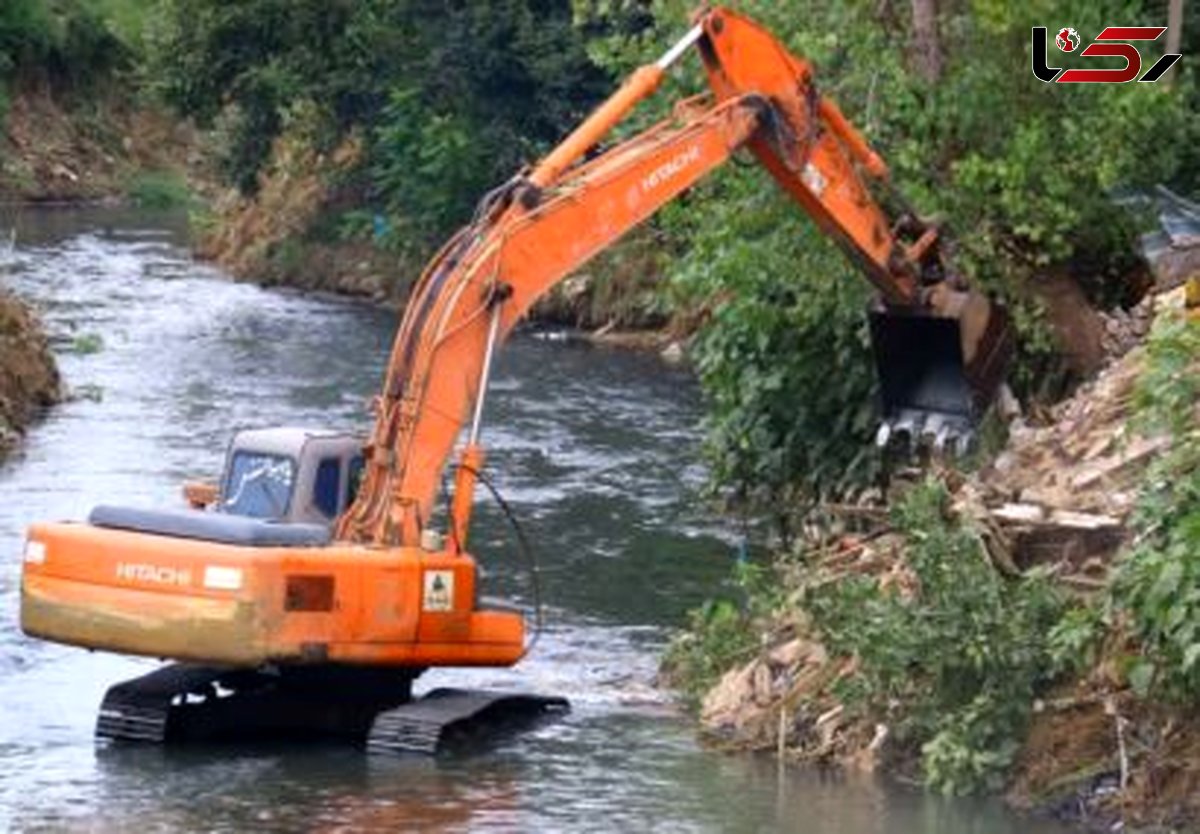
[874,422,893,448]
[876,410,973,458]
[932,423,951,455]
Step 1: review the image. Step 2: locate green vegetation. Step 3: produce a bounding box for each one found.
[67,332,104,355]
[0,0,148,196]
[577,0,1198,527]
[146,0,607,246]
[676,186,878,542]
[130,2,1195,532]
[0,0,132,89]
[126,170,191,209]
[664,480,1086,795]
[663,563,782,708]
[808,482,1072,795]
[668,313,1198,796]
[1112,313,1200,698]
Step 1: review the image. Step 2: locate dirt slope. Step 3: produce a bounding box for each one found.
[0,291,59,458]
[1,85,197,202]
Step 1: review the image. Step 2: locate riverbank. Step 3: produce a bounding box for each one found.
[0,80,193,459]
[0,290,59,459]
[667,286,1198,831]
[1,85,199,205]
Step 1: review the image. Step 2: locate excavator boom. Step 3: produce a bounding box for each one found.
[339,6,1012,548]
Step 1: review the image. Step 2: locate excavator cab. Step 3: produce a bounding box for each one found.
[205,428,363,525]
[80,429,363,552]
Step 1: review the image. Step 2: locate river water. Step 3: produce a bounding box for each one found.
[0,207,1066,833]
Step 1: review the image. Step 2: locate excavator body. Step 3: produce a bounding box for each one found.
[19,6,1013,754]
[22,427,522,669]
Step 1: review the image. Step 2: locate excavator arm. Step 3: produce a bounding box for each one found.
[338,6,1012,548]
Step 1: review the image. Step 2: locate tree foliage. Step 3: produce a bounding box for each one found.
[1112,313,1200,698]
[148,0,608,223]
[0,0,130,88]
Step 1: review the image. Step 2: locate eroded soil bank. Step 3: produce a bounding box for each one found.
[0,291,59,458]
[1,83,193,458]
[679,286,1199,832]
[1,86,198,204]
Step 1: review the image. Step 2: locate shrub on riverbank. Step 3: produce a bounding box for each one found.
[579,0,1198,530]
[126,170,191,209]
[0,0,131,91]
[146,1,607,232]
[669,306,1200,824]
[0,2,198,203]
[662,563,783,709]
[807,481,1072,794]
[1111,312,1200,699]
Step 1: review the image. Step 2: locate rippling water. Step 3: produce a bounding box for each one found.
[0,207,1065,832]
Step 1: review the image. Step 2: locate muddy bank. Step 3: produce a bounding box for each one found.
[1,85,199,204]
[680,287,1198,831]
[0,291,59,457]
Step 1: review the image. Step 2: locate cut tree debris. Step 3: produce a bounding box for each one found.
[696,284,1194,786]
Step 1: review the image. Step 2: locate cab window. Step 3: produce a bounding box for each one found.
[223,452,295,519]
[313,457,341,519]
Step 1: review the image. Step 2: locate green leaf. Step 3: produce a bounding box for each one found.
[1129,661,1156,698]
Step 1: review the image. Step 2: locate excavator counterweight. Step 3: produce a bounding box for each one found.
[19,6,1012,754]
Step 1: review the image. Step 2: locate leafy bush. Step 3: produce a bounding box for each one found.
[127,170,191,209]
[68,332,104,355]
[0,0,130,88]
[662,598,757,710]
[666,173,880,539]
[1112,313,1200,697]
[370,87,491,252]
[806,481,1070,794]
[0,0,55,77]
[148,0,608,229]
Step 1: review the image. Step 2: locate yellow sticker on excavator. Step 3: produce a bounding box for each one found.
[423,570,454,612]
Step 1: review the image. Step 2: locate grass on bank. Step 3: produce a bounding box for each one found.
[125,170,190,209]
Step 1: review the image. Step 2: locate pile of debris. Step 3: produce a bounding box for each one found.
[1097,294,1155,362]
[696,286,1192,780]
[967,283,1194,583]
[959,342,1150,588]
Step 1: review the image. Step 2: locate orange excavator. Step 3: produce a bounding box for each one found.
[20,7,1011,752]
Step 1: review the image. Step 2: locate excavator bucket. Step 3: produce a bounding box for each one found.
[869,292,1013,454]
